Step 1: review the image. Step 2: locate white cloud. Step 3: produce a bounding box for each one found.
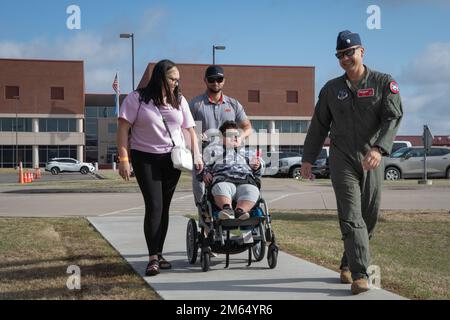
[0,7,168,94]
[401,43,450,85]
[398,43,450,135]
[0,33,130,92]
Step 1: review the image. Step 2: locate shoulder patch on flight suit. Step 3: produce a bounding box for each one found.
[357,88,375,97]
[337,89,349,100]
[389,81,400,94]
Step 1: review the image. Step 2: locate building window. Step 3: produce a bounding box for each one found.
[108,123,117,134]
[5,86,19,99]
[251,120,269,132]
[248,90,260,103]
[101,107,116,118]
[38,118,78,132]
[1,119,13,131]
[274,120,310,133]
[85,106,117,119]
[58,119,69,132]
[47,119,58,132]
[69,119,76,132]
[85,107,98,118]
[0,118,32,132]
[51,87,65,100]
[287,90,298,103]
[0,145,32,168]
[16,118,32,132]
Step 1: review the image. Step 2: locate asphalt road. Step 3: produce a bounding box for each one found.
[0,178,449,217]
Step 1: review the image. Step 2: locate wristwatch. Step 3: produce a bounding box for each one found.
[373,146,383,154]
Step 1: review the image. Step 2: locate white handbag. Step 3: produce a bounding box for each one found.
[157,107,193,172]
[171,144,193,172]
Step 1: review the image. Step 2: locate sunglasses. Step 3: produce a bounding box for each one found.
[335,47,360,59]
[167,77,180,85]
[207,77,224,84]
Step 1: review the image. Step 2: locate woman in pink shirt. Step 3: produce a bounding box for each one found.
[117,59,203,276]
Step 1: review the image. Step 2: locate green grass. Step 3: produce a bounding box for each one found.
[0,217,160,300]
[270,209,450,300]
[293,177,450,187]
[0,170,193,192]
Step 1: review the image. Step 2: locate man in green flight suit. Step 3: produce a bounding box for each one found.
[301,30,403,295]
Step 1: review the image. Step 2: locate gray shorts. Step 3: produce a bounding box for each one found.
[211,182,259,203]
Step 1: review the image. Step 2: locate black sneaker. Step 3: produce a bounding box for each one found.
[235,209,250,220]
[219,208,235,220]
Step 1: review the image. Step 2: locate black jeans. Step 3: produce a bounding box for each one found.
[131,149,181,257]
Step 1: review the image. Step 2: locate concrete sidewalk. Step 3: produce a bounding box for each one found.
[88,215,406,300]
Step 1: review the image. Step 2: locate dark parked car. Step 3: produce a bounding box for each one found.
[311,156,330,178]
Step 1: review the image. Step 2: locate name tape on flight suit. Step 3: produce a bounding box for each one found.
[357,88,375,97]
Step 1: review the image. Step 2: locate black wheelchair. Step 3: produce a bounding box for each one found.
[186,184,278,272]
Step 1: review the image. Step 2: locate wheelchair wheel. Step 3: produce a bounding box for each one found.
[251,222,266,262]
[186,219,198,264]
[267,243,278,269]
[201,249,210,272]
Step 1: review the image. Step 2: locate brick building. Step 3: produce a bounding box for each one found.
[0,58,85,168]
[1,60,317,167]
[138,63,315,153]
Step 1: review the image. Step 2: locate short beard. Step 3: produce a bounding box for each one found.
[207,87,222,94]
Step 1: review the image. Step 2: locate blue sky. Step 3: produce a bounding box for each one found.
[1,0,450,134]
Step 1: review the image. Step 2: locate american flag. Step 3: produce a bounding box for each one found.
[112,73,120,94]
[112,73,120,117]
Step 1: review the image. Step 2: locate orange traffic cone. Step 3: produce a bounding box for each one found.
[37,168,41,179]
[23,171,28,183]
[30,171,34,182]
[18,167,24,184]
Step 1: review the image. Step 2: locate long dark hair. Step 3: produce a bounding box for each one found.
[138,59,181,109]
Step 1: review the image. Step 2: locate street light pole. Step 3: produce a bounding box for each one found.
[212,45,226,65]
[13,96,19,168]
[120,33,135,90]
[131,34,135,90]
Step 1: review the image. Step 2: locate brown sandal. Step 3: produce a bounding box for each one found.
[145,259,160,276]
[158,254,172,269]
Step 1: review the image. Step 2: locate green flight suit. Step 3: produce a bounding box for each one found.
[302,66,403,280]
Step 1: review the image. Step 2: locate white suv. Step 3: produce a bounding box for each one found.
[45,158,95,175]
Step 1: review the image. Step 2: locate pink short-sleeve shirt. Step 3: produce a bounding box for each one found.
[119,91,195,154]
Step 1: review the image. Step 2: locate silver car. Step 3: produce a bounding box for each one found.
[384,147,450,180]
[278,148,329,179]
[45,158,95,175]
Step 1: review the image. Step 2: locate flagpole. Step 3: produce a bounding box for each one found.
[115,71,120,118]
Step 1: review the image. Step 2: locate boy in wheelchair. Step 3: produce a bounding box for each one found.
[197,120,264,222]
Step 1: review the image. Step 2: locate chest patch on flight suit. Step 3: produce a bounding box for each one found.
[337,90,349,100]
[224,108,232,112]
[357,88,375,97]
[389,81,400,94]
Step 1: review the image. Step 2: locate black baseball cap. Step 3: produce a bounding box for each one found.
[205,65,224,78]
